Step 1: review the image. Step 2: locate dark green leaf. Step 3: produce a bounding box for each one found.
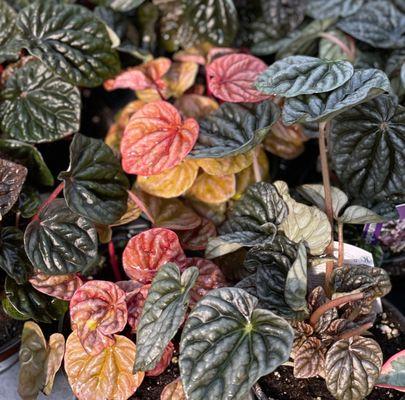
[0,0,20,63]
[306,0,364,19]
[180,287,294,400]
[59,133,129,225]
[18,185,42,218]
[24,198,98,275]
[0,139,54,186]
[256,56,353,97]
[0,60,81,143]
[134,263,198,371]
[325,337,383,400]
[319,30,354,61]
[2,297,29,320]
[330,94,405,200]
[5,276,68,323]
[16,1,120,87]
[0,227,33,284]
[337,0,405,49]
[190,100,280,158]
[178,0,238,47]
[282,69,390,124]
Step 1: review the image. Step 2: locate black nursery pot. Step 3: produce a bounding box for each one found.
[259,300,405,400]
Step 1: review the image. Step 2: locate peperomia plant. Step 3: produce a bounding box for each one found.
[0,0,404,400]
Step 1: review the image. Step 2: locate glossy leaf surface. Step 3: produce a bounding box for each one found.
[177,218,217,251]
[145,341,174,377]
[294,337,326,378]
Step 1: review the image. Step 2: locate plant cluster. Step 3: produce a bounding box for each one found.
[0,0,404,400]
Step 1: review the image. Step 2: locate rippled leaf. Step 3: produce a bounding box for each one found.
[123,228,186,283]
[339,205,385,224]
[256,56,353,97]
[319,30,356,61]
[294,337,326,378]
[282,69,391,124]
[121,101,198,176]
[377,350,405,392]
[42,333,65,396]
[337,0,405,49]
[95,0,145,12]
[187,172,236,204]
[190,100,280,158]
[17,1,120,86]
[161,378,185,400]
[0,0,19,63]
[196,152,253,176]
[180,287,294,400]
[70,280,128,355]
[59,133,129,225]
[325,337,383,400]
[0,158,26,218]
[175,94,219,119]
[65,331,144,400]
[24,199,98,275]
[146,341,174,377]
[206,53,269,102]
[330,94,404,201]
[134,263,198,371]
[137,160,198,198]
[177,218,216,250]
[306,0,364,19]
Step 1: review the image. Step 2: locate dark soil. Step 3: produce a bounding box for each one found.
[261,308,405,400]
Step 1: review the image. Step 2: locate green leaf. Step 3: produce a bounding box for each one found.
[18,185,42,218]
[59,133,129,225]
[180,287,294,400]
[190,100,280,158]
[319,30,354,61]
[24,198,98,275]
[0,139,54,186]
[2,297,29,320]
[0,158,27,219]
[256,56,354,97]
[0,60,81,143]
[282,69,390,124]
[93,0,145,12]
[0,0,20,63]
[0,227,33,284]
[337,0,405,49]
[178,0,238,47]
[306,0,364,19]
[325,337,383,400]
[5,276,68,323]
[339,205,385,224]
[330,94,405,201]
[16,1,120,87]
[134,263,198,372]
[377,350,405,391]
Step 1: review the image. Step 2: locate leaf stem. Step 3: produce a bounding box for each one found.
[108,240,122,282]
[338,221,344,267]
[127,190,155,223]
[252,147,262,182]
[318,32,356,61]
[338,322,373,340]
[32,181,65,221]
[309,292,364,327]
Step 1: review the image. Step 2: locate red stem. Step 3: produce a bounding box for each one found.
[318,32,355,61]
[127,190,155,224]
[108,241,122,282]
[338,322,373,340]
[32,181,65,221]
[338,221,344,267]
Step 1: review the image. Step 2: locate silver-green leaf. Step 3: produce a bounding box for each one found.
[306,0,364,19]
[339,205,385,224]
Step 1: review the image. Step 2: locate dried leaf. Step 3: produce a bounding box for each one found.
[161,378,185,400]
[175,94,219,119]
[196,152,253,176]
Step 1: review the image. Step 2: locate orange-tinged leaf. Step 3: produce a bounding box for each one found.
[165,62,199,98]
[175,94,219,119]
[146,341,174,377]
[136,87,164,103]
[123,228,186,283]
[177,218,217,250]
[43,333,65,395]
[29,271,83,301]
[161,378,185,400]
[187,172,236,204]
[121,101,199,176]
[70,281,128,355]
[136,160,198,198]
[196,151,254,176]
[65,331,144,400]
[173,43,213,65]
[111,191,142,227]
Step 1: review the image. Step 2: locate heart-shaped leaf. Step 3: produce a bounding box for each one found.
[325,337,383,400]
[70,280,128,355]
[196,152,253,176]
[161,378,185,400]
[177,218,217,251]
[0,158,27,218]
[0,227,33,284]
[121,101,199,176]
[337,0,405,49]
[134,263,198,371]
[206,53,270,102]
[190,100,280,158]
[29,271,83,301]
[0,139,54,186]
[59,133,129,225]
[123,228,186,283]
[0,60,81,143]
[282,69,391,124]
[330,94,405,200]
[377,350,405,392]
[137,160,198,198]
[65,331,144,400]
[24,198,98,275]
[175,94,219,119]
[294,337,326,378]
[306,0,364,19]
[16,1,120,87]
[256,56,354,97]
[145,341,175,377]
[180,287,294,400]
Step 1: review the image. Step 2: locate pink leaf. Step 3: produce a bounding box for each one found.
[376,349,405,392]
[145,341,174,377]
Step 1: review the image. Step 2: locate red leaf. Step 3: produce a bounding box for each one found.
[70,281,128,355]
[121,101,199,176]
[122,228,186,283]
[177,218,217,250]
[145,341,174,377]
[206,53,270,103]
[376,350,405,392]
